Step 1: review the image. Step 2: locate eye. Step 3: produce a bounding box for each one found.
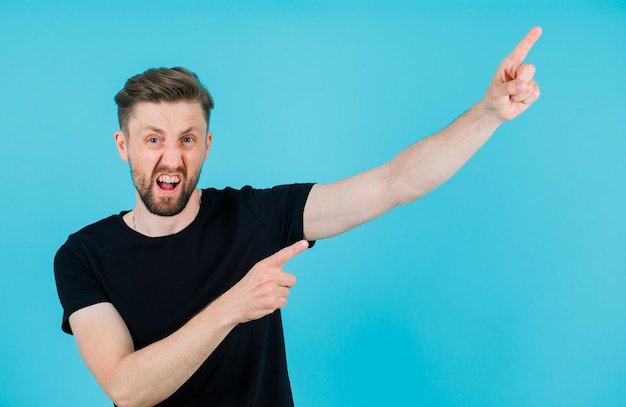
[183,136,194,143]
[147,137,159,144]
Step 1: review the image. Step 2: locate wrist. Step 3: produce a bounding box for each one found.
[471,100,506,129]
[194,294,240,332]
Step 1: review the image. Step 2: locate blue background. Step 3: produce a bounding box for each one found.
[1,1,625,406]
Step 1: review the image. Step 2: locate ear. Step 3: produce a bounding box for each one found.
[114,130,129,162]
[204,132,213,160]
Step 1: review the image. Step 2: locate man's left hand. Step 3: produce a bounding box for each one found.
[481,26,542,122]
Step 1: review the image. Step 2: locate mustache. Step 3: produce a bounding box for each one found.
[153,166,187,178]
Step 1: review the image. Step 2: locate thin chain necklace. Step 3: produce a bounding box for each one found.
[130,190,202,232]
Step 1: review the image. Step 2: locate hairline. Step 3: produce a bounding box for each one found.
[121,99,209,136]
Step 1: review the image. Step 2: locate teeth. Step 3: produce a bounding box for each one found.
[158,175,180,184]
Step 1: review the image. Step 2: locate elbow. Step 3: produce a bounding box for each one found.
[108,390,132,407]
[384,163,427,206]
[388,171,445,205]
[102,366,157,407]
[107,385,150,407]
[388,180,427,206]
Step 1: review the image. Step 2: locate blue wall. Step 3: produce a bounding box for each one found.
[1,1,625,406]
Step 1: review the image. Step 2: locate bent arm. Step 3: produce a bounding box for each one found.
[71,299,237,407]
[70,241,307,407]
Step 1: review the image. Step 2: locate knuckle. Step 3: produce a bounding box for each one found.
[264,297,282,310]
[276,250,289,262]
[260,281,275,294]
[275,297,287,309]
[255,257,270,268]
[258,273,273,284]
[261,297,274,308]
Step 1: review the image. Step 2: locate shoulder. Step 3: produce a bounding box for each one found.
[202,184,314,195]
[200,184,315,208]
[225,183,315,200]
[67,214,125,242]
[56,214,127,259]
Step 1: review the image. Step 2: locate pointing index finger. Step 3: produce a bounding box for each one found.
[506,26,542,65]
[267,240,309,267]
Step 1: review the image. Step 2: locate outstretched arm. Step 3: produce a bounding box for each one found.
[304,27,542,241]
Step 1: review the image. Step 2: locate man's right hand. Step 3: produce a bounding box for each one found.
[68,239,308,407]
[219,240,308,324]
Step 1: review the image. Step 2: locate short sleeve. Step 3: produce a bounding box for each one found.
[239,183,315,247]
[54,239,110,334]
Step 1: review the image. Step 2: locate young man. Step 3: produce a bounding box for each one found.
[55,27,542,406]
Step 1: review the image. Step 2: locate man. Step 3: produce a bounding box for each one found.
[55,27,542,406]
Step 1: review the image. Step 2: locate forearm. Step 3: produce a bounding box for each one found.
[303,28,540,241]
[104,298,237,407]
[303,102,503,240]
[73,244,302,407]
[386,101,502,204]
[94,239,303,407]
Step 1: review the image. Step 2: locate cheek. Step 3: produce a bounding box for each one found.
[128,156,155,178]
[129,150,159,168]
[184,151,207,167]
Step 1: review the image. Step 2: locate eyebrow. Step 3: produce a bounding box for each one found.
[143,126,202,135]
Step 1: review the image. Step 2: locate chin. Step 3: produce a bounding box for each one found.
[148,198,187,216]
[139,190,192,217]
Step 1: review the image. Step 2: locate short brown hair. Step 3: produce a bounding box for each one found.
[114,67,214,131]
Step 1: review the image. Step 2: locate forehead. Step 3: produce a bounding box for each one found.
[128,101,207,132]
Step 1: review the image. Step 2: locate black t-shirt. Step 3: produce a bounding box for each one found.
[54,184,314,406]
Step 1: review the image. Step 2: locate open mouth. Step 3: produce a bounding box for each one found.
[156,175,181,192]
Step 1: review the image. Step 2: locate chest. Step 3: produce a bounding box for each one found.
[89,221,278,348]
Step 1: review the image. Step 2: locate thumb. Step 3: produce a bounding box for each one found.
[490,77,529,100]
[490,60,536,100]
[265,240,309,267]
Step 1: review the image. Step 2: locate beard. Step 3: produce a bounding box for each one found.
[130,163,201,217]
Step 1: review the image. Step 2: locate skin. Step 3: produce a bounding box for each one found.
[114,101,212,237]
[69,27,542,407]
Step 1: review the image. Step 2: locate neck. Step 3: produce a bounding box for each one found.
[127,189,202,237]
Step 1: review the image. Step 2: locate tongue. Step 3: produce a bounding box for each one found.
[159,181,177,191]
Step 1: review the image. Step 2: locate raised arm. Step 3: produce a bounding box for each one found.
[304,27,542,241]
[69,240,307,407]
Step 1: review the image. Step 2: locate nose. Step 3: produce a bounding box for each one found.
[160,143,184,169]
